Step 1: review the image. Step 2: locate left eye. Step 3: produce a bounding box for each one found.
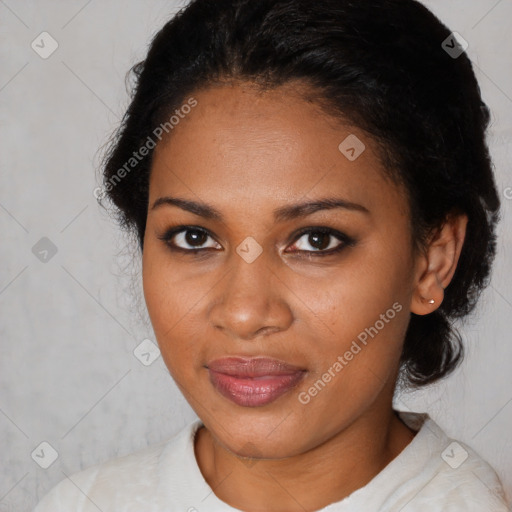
[287,228,349,254]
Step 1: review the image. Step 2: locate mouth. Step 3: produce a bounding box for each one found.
[206,356,307,407]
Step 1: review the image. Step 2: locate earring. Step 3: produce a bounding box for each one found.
[428,299,435,304]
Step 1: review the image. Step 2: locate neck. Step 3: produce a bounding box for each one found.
[194,404,416,512]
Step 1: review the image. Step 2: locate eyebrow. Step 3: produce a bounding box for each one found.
[150,196,370,222]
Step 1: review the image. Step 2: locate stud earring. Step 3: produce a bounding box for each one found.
[428,299,435,304]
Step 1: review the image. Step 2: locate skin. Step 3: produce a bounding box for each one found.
[142,80,468,511]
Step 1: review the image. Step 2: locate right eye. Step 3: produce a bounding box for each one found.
[158,226,222,253]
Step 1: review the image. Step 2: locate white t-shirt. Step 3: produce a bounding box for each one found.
[34,411,509,511]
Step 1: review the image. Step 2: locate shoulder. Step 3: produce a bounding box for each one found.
[33,420,202,512]
[424,441,509,510]
[386,411,510,512]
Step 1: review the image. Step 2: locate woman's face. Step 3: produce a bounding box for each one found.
[143,81,418,458]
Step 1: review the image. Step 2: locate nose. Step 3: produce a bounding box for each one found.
[209,251,294,341]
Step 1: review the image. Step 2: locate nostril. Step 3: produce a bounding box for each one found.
[255,326,281,337]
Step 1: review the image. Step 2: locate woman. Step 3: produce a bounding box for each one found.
[35,0,509,510]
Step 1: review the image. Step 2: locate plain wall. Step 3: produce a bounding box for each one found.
[0,1,511,510]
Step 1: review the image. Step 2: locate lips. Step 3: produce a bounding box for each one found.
[206,357,306,407]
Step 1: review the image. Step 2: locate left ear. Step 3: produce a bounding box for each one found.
[410,212,468,315]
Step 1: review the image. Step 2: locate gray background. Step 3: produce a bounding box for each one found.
[0,1,511,510]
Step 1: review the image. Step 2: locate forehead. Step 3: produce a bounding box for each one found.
[149,82,407,219]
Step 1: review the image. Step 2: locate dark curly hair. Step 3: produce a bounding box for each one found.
[98,0,500,388]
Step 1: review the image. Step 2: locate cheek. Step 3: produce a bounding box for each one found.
[143,241,199,327]
[300,237,413,387]
[298,279,410,437]
[304,296,408,402]
[310,244,411,339]
[142,247,204,371]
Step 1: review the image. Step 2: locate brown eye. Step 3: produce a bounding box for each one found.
[289,228,351,254]
[305,232,332,250]
[159,226,221,251]
[184,229,208,247]
[159,225,355,257]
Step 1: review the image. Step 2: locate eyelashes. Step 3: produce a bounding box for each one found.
[157,225,356,258]
[159,226,221,254]
[285,226,356,256]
